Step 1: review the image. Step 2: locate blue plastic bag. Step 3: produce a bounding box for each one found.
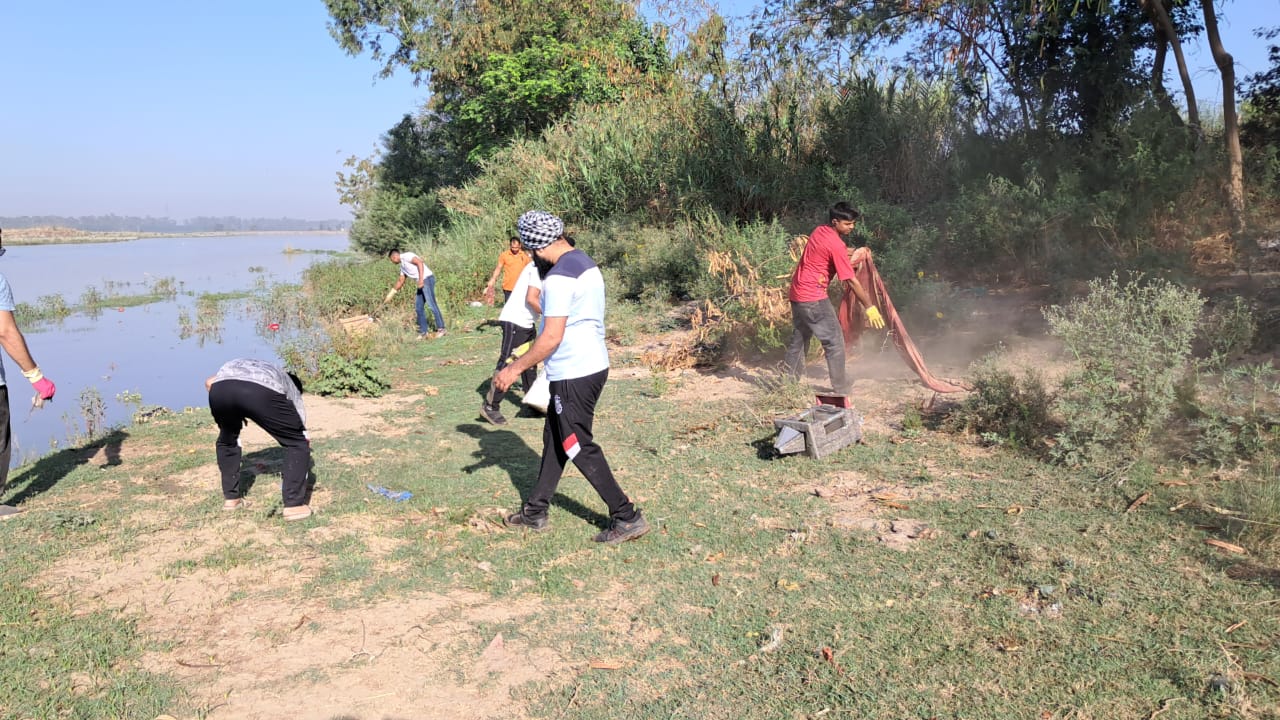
[366,484,412,502]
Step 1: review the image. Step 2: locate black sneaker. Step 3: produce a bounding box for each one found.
[504,510,548,531]
[593,512,650,544]
[480,403,507,425]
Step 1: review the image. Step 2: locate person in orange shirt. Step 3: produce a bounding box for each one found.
[483,236,532,305]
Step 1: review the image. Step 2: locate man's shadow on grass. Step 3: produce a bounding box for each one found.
[232,446,318,505]
[2,429,128,507]
[456,423,608,529]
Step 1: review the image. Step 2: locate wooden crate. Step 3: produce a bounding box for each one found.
[338,314,376,335]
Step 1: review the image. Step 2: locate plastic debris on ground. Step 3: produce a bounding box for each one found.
[367,484,413,502]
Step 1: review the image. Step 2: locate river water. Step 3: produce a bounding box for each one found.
[0,233,350,467]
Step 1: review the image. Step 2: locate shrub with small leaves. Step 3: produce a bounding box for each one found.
[1044,273,1203,472]
[1199,295,1257,366]
[947,360,1055,450]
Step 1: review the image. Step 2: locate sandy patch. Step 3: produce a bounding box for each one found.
[227,394,425,446]
[38,516,569,720]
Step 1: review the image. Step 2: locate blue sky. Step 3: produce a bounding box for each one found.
[0,1,1274,221]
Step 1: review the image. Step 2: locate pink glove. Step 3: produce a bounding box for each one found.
[32,377,56,400]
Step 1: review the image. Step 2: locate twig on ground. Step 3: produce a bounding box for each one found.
[176,659,224,668]
[555,683,581,720]
[1148,697,1181,719]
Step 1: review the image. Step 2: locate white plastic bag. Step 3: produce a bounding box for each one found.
[522,368,550,413]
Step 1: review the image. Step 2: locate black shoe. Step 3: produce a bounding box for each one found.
[480,403,507,425]
[593,512,650,544]
[504,510,548,531]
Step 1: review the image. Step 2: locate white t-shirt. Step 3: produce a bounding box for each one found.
[541,250,609,381]
[398,251,433,281]
[497,262,542,329]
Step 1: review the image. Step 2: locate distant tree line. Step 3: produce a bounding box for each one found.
[0,215,350,233]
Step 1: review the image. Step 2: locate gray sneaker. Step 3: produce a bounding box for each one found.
[480,403,507,425]
[593,512,649,544]
[504,510,548,531]
[0,504,25,520]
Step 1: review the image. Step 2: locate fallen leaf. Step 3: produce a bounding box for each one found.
[1126,492,1151,513]
[424,385,440,396]
[711,574,721,586]
[1205,539,1247,555]
[589,660,623,670]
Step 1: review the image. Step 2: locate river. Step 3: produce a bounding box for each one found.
[0,233,351,467]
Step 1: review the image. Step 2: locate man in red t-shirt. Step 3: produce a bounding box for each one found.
[784,202,884,394]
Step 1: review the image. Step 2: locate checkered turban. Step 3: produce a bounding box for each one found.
[516,210,564,250]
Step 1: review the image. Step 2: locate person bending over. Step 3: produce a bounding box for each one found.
[206,359,312,521]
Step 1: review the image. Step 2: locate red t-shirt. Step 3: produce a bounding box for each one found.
[788,224,855,302]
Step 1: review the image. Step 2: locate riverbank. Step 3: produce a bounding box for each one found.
[3,226,349,245]
[1,296,1276,718]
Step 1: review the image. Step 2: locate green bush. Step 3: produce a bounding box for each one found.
[306,355,390,398]
[1190,363,1280,467]
[947,359,1055,449]
[1199,295,1257,365]
[1044,273,1203,472]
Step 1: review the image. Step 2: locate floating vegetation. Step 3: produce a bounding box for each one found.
[176,292,239,345]
[14,294,73,325]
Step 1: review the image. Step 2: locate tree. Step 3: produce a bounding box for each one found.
[1142,0,1200,130]
[1241,27,1280,149]
[1201,0,1247,242]
[326,0,671,170]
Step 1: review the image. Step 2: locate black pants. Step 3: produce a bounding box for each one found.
[0,386,10,491]
[488,321,537,408]
[208,380,310,507]
[525,369,636,523]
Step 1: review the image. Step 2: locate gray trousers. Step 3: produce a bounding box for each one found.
[784,300,849,392]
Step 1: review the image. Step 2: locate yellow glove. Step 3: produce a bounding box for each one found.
[865,306,885,330]
[382,288,397,304]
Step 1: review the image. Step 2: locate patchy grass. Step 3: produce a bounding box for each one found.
[0,320,1276,719]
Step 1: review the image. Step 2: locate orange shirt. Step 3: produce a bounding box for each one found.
[497,250,531,291]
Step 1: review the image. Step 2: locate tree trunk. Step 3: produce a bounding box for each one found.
[1147,10,1182,122]
[1200,0,1251,246]
[1143,0,1199,131]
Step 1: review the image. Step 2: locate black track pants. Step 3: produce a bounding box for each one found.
[524,369,636,522]
[208,379,310,507]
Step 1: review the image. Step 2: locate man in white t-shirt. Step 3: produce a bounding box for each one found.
[386,248,446,338]
[481,257,542,425]
[494,211,648,544]
[0,227,58,519]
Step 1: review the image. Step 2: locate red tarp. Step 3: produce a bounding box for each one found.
[837,247,969,394]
